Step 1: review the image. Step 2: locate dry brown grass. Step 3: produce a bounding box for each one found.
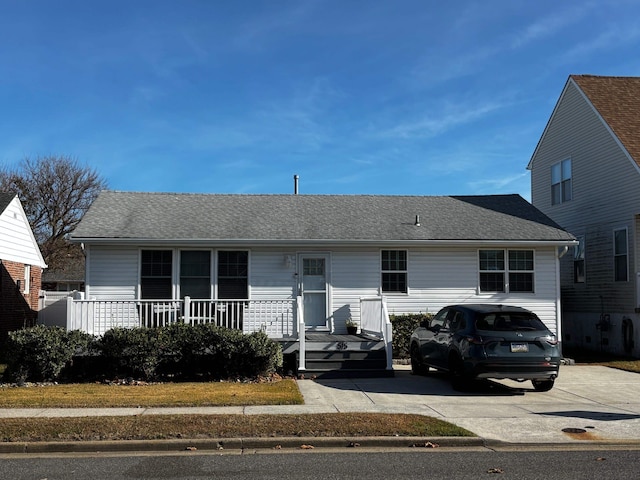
[0,380,304,408]
[0,413,474,442]
[564,347,640,373]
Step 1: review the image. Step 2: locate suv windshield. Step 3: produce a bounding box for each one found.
[475,312,548,332]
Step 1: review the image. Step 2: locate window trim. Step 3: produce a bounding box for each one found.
[380,249,408,294]
[613,228,629,282]
[478,249,535,294]
[23,264,30,294]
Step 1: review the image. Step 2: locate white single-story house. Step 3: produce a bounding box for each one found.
[67,190,576,375]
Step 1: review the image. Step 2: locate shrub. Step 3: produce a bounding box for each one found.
[99,327,167,380]
[238,331,283,377]
[390,313,432,359]
[3,326,93,383]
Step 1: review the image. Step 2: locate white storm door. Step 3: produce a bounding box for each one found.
[299,254,329,330]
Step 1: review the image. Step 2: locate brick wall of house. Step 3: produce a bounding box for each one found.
[0,259,42,341]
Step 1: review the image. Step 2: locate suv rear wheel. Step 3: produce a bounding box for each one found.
[532,379,555,392]
[449,355,472,391]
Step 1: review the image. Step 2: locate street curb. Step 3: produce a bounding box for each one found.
[0,436,485,454]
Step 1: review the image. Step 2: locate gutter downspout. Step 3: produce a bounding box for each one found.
[556,246,568,357]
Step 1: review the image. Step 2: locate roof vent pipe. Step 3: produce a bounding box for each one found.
[294,174,299,194]
[415,215,421,227]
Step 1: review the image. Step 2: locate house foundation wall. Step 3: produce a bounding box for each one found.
[562,310,639,358]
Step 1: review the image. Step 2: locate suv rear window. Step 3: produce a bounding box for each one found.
[475,312,547,332]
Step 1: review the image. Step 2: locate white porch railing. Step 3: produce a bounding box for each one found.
[297,295,305,372]
[360,296,393,371]
[66,297,296,338]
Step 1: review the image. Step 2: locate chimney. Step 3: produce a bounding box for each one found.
[294,174,299,194]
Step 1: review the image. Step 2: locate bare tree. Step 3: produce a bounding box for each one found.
[0,155,107,270]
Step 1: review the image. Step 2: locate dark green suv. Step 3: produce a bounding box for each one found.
[410,304,561,391]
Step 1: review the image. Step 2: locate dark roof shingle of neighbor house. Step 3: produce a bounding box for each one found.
[70,190,575,244]
[0,192,15,213]
[571,75,640,168]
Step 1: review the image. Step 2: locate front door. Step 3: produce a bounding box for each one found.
[299,254,329,330]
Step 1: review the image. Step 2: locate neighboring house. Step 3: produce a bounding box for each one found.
[0,192,47,342]
[67,190,575,374]
[528,74,640,358]
[41,256,85,292]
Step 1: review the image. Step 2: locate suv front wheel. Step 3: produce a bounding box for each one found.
[410,344,429,376]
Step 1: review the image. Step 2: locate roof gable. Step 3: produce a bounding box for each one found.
[529,75,640,171]
[70,191,575,245]
[0,192,47,268]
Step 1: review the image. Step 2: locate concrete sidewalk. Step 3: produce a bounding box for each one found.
[1,364,639,448]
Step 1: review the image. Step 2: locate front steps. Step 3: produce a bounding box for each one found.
[299,333,393,378]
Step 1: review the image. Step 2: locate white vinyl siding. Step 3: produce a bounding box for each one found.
[82,245,562,334]
[0,196,46,267]
[85,246,139,299]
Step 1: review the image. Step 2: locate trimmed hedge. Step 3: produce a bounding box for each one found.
[390,313,432,359]
[3,324,283,383]
[3,325,94,383]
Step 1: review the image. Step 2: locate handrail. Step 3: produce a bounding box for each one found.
[297,295,305,371]
[360,296,393,370]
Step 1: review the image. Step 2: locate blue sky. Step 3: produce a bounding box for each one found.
[2,1,640,199]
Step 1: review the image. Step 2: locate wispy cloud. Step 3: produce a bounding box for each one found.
[510,5,591,50]
[380,101,507,140]
[560,23,640,61]
[467,172,529,193]
[232,1,319,51]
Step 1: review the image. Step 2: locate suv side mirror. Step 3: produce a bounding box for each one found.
[420,319,430,328]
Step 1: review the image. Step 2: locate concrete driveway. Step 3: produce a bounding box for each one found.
[296,364,640,444]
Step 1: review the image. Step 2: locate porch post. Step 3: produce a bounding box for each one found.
[66,296,74,331]
[183,296,191,323]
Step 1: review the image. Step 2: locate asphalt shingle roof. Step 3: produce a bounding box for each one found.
[0,192,15,214]
[70,191,574,244]
[571,75,640,168]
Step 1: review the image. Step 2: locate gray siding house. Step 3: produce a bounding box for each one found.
[528,75,640,358]
[68,190,575,374]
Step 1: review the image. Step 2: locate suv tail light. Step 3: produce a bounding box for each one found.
[537,334,558,346]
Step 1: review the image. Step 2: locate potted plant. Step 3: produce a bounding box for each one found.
[345,318,358,335]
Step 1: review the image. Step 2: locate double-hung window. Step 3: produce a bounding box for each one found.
[180,250,211,299]
[381,250,407,293]
[218,251,248,299]
[479,249,534,293]
[141,250,173,299]
[551,159,572,205]
[614,228,628,282]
